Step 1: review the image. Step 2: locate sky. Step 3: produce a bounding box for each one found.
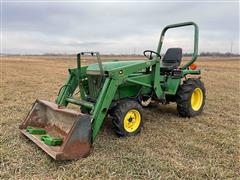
[1,1,239,54]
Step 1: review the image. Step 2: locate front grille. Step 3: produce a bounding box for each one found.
[87,75,103,99]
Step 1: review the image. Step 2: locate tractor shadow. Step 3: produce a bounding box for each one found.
[144,103,178,117]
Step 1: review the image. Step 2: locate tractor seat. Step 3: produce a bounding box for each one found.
[160,48,182,72]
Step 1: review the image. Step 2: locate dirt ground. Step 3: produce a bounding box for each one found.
[0,55,239,179]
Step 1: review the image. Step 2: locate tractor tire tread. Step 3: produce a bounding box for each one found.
[112,100,143,137]
[176,79,206,117]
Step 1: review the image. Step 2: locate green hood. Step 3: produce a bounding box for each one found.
[86,60,145,74]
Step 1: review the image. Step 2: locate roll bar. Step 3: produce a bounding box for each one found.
[156,22,199,69]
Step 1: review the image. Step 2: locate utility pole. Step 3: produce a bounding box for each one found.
[133,47,136,55]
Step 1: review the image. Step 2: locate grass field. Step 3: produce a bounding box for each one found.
[1,55,239,179]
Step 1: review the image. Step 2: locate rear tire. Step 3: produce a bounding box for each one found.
[176,79,206,117]
[112,100,143,137]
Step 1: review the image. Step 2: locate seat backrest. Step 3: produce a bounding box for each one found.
[162,48,182,64]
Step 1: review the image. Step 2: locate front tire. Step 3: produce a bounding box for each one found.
[112,100,143,137]
[176,79,206,117]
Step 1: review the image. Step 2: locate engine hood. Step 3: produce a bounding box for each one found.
[86,60,145,74]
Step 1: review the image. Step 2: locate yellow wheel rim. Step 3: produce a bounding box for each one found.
[191,88,203,111]
[123,109,141,133]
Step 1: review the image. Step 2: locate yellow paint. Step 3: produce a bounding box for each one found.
[191,88,203,111]
[123,109,141,133]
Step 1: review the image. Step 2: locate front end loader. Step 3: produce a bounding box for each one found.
[19,22,206,160]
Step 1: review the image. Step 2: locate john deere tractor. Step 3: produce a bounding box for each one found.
[19,22,205,160]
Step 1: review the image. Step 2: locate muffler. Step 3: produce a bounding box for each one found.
[19,99,92,160]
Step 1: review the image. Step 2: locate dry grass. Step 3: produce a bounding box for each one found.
[0,55,240,179]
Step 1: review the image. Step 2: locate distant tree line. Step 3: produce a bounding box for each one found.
[183,52,240,57]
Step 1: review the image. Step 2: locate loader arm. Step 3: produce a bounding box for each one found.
[55,66,88,106]
[91,78,118,140]
[55,70,124,141]
[90,58,166,140]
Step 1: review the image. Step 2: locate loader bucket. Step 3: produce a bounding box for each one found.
[19,99,92,160]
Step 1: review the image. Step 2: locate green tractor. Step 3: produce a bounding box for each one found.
[19,22,205,160]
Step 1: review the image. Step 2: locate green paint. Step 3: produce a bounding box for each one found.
[87,60,145,72]
[41,135,63,146]
[165,78,181,95]
[92,78,118,140]
[26,126,46,135]
[54,22,201,142]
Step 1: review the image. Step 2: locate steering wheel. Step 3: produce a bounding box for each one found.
[143,50,161,60]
